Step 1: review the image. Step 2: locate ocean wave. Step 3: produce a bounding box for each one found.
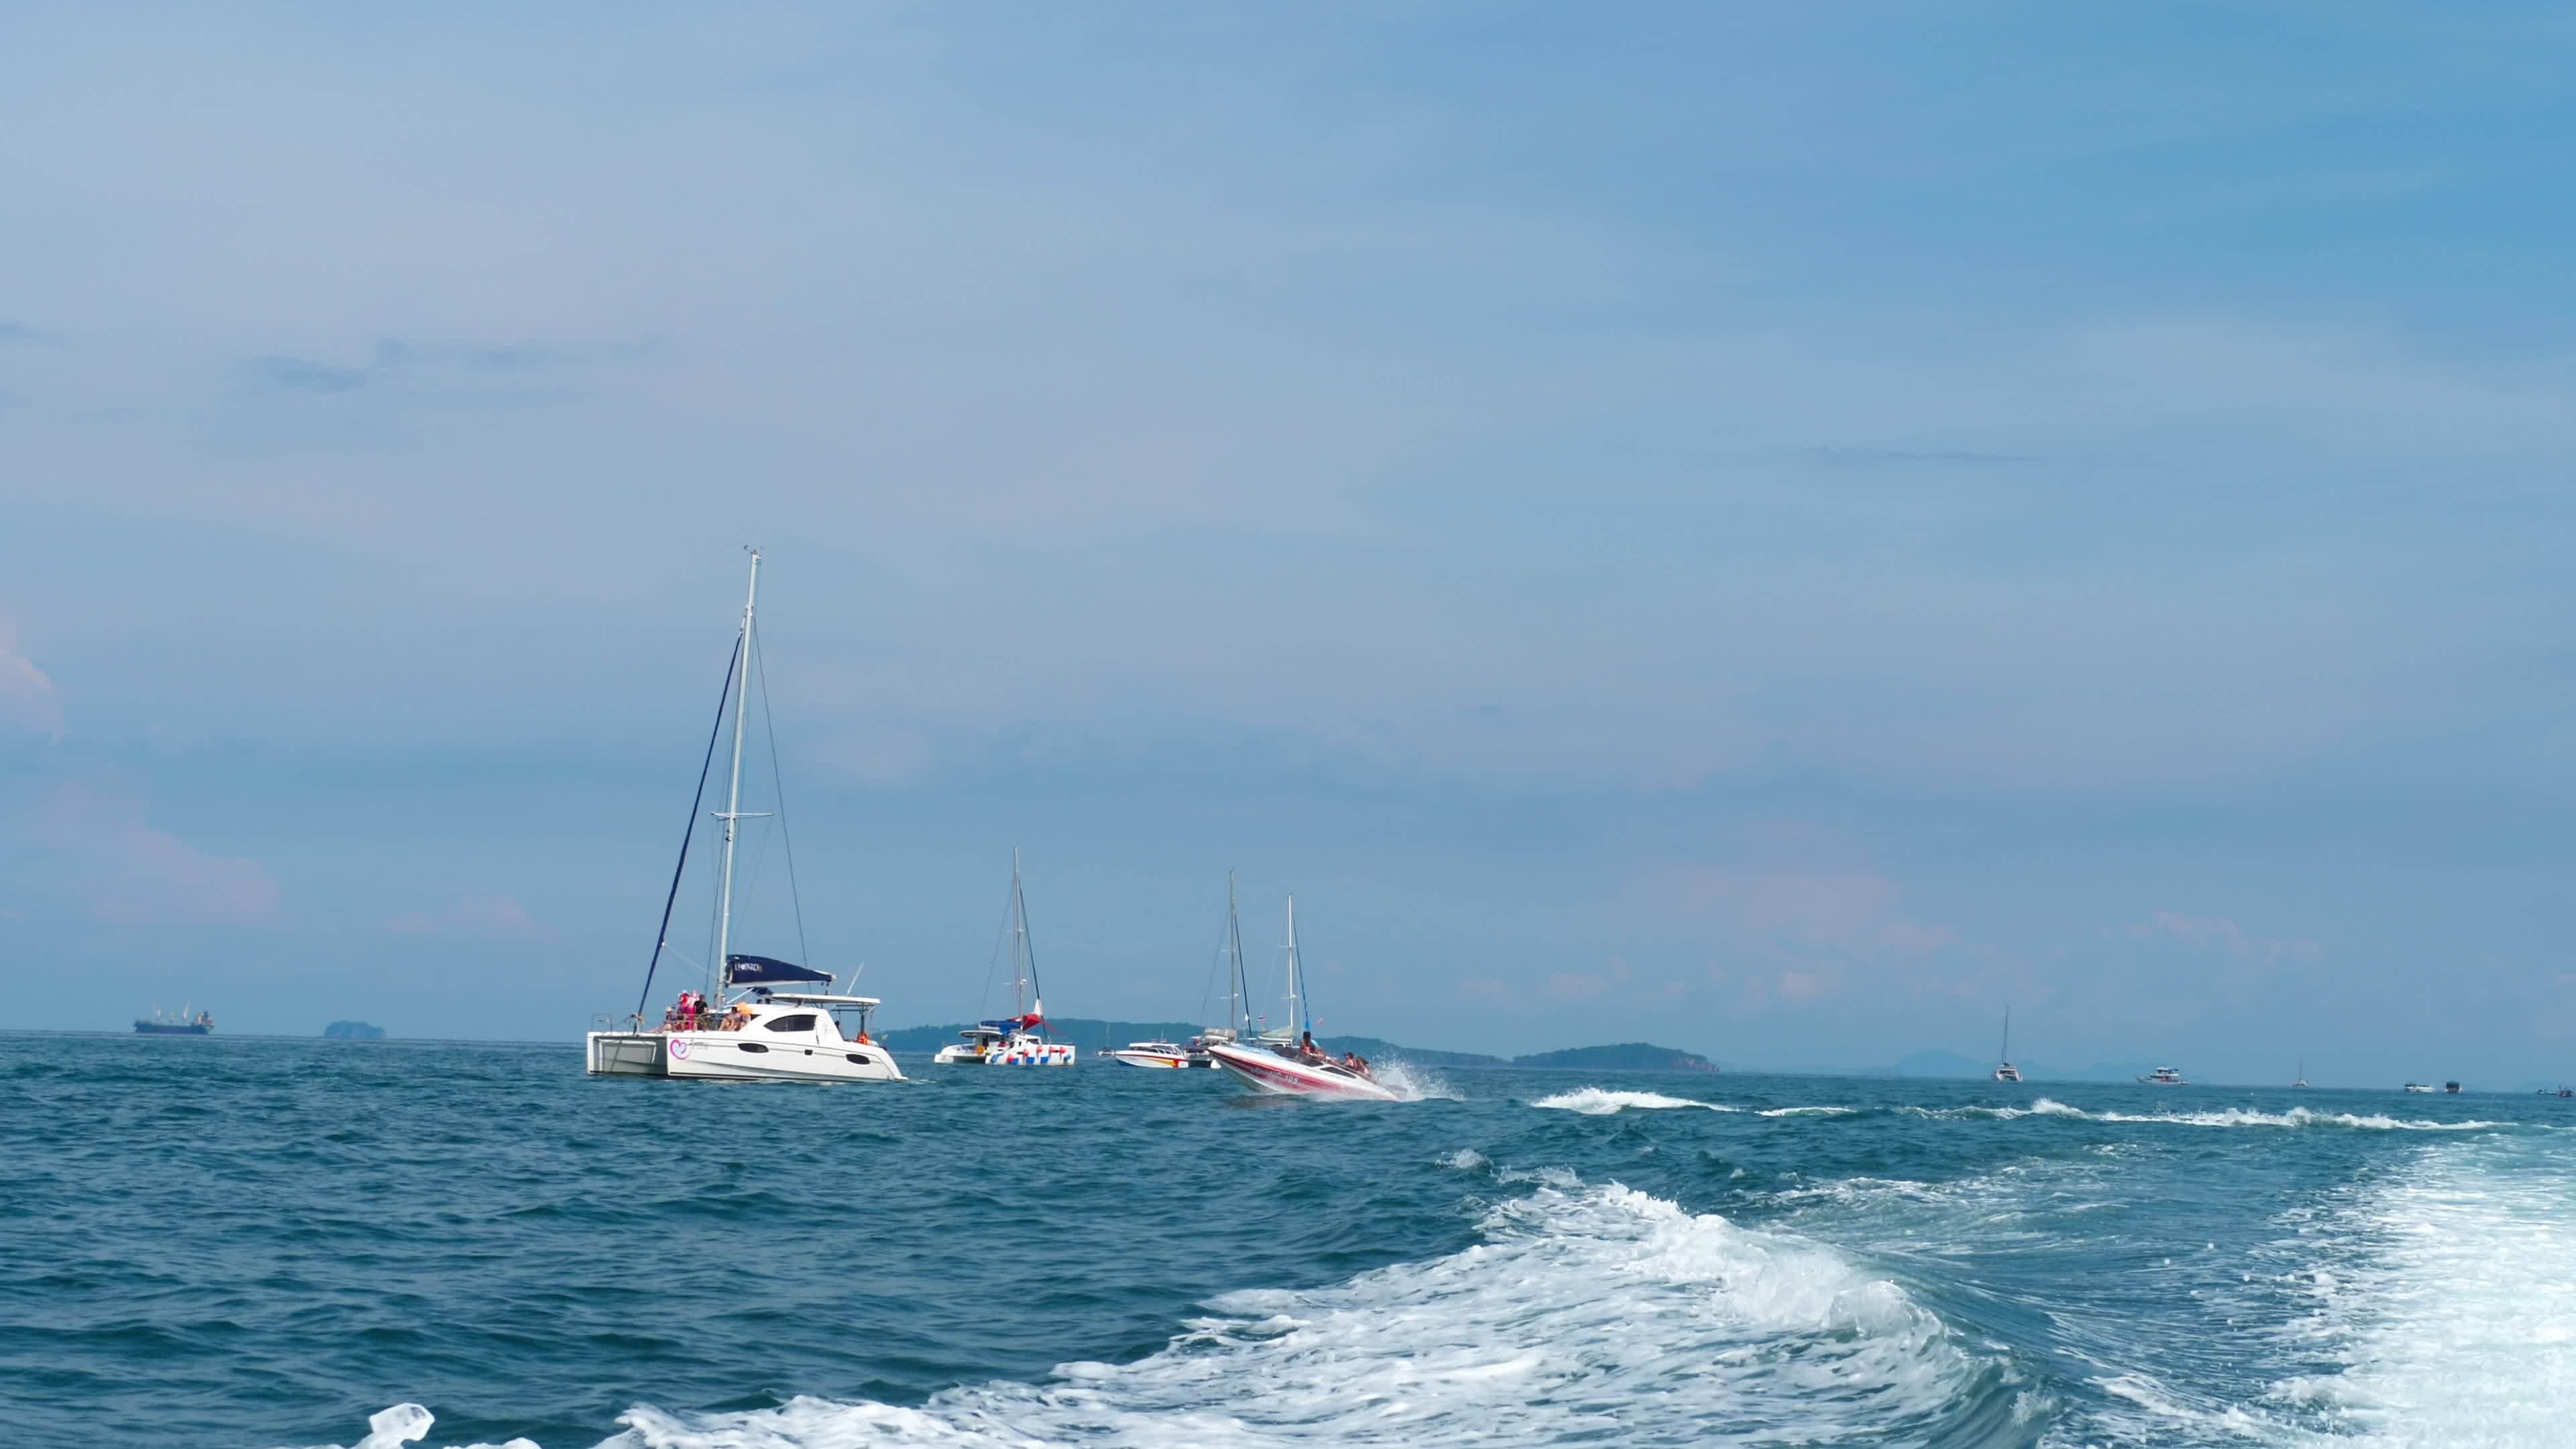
[1527,1087,1741,1114]
[325,1181,2015,1448]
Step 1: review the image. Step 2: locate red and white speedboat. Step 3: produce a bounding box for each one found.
[1206,1039,1398,1099]
[1205,896,1399,1101]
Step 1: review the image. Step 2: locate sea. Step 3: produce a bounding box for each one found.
[5,1034,2571,1448]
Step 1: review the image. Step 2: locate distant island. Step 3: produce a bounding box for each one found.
[1511,1042,1718,1072]
[879,1019,1716,1071]
[322,1021,386,1040]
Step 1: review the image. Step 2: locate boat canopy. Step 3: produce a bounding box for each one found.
[725,954,833,986]
[979,1014,1048,1032]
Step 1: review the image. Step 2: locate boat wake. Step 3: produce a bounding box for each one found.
[2275,1138,2576,1446]
[1369,1059,1461,1102]
[1528,1087,1740,1114]
[315,1179,2019,1448]
[2031,1099,2504,1132]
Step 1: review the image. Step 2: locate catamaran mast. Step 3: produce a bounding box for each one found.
[1012,847,1042,1020]
[710,549,761,1004]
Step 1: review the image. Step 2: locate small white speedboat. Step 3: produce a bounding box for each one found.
[1106,1040,1193,1069]
[2403,1082,2435,1093]
[2138,1066,2188,1085]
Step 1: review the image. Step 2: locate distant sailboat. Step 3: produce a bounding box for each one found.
[2293,1056,2308,1089]
[1992,1009,2022,1083]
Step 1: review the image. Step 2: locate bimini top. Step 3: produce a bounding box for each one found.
[979,1014,1049,1033]
[724,954,833,986]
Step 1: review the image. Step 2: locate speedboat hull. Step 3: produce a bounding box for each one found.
[1205,1042,1399,1100]
[1106,1048,1191,1068]
[586,1030,904,1083]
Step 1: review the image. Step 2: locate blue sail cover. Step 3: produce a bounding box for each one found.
[724,954,833,986]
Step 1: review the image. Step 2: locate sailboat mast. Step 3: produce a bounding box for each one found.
[1226,871,1247,1037]
[2000,1007,2010,1063]
[710,549,761,1003]
[1284,894,1305,1036]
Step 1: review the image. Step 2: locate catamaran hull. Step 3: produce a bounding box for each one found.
[985,1044,1075,1066]
[1205,1042,1399,1100]
[586,1031,904,1083]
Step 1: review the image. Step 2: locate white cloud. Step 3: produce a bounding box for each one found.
[2128,910,2321,965]
[0,622,64,739]
[389,894,557,943]
[34,782,280,925]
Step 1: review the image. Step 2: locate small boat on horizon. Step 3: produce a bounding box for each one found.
[2294,1055,2308,1089]
[2137,1066,2188,1085]
[2402,1082,2435,1093]
[135,1004,213,1036]
[1205,895,1397,1101]
[1992,1008,2021,1083]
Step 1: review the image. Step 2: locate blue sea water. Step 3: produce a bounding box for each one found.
[5,1034,2572,1448]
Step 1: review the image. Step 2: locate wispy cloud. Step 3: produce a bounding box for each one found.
[0,622,64,740]
[34,782,282,926]
[388,894,557,943]
[251,356,367,392]
[2128,911,2320,965]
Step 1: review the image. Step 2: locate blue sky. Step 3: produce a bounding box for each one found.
[4,4,2575,1084]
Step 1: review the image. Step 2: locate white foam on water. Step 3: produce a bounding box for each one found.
[1527,1087,1740,1114]
[1434,1147,1487,1171]
[570,1179,2000,1448]
[1371,1059,1460,1102]
[2021,1099,2500,1132]
[291,1401,539,1449]
[1756,1104,1859,1117]
[2275,1138,2576,1448]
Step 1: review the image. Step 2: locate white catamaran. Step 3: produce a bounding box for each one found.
[940,851,1075,1067]
[585,551,902,1084]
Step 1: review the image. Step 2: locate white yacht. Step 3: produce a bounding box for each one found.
[585,552,902,1084]
[2138,1066,2188,1085]
[1992,1009,2022,1083]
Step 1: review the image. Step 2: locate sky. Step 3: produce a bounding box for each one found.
[4,3,2575,1085]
